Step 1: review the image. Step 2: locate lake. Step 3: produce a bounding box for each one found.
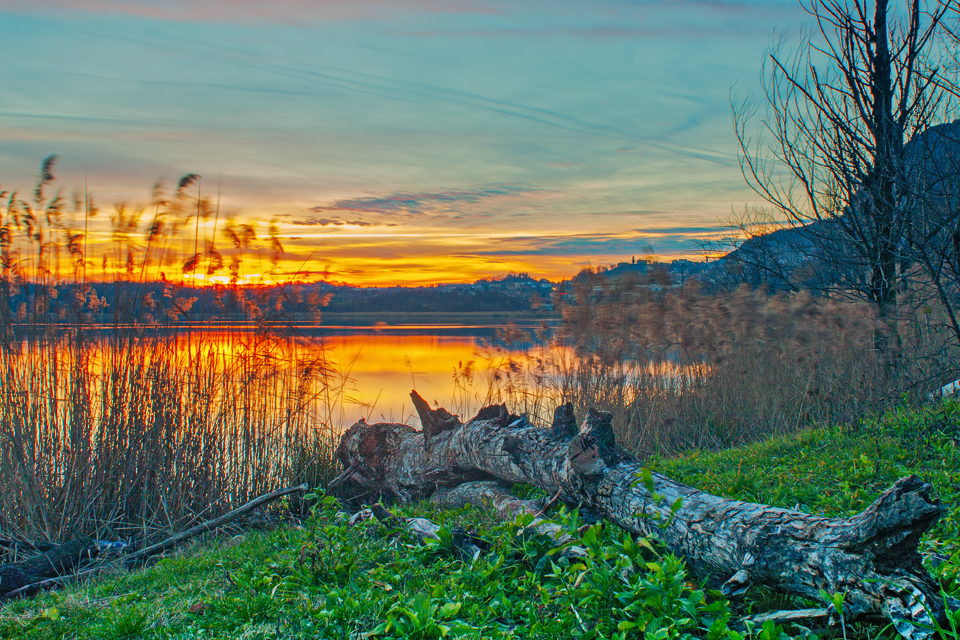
[8,317,567,434]
[294,319,561,428]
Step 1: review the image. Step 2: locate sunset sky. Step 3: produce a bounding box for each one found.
[0,0,805,286]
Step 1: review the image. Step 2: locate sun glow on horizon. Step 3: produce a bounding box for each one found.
[0,0,789,291]
[52,213,714,288]
[69,249,709,289]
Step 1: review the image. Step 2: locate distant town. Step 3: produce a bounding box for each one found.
[4,258,710,324]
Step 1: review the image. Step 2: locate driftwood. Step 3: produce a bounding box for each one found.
[331,392,949,637]
[0,484,308,602]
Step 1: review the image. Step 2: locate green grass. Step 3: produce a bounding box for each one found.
[3,400,960,639]
[652,399,960,551]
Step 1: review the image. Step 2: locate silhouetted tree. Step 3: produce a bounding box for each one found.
[734,0,954,369]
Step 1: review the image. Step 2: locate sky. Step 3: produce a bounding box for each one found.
[0,0,807,286]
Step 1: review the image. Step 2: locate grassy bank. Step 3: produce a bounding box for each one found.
[3,400,960,639]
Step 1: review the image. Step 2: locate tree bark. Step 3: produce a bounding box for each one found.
[0,538,98,598]
[331,392,947,637]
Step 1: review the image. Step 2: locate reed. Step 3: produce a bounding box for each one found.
[0,159,339,543]
[472,271,958,459]
[0,330,344,542]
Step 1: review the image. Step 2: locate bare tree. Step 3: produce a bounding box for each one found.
[735,0,954,368]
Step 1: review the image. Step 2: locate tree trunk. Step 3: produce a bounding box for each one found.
[0,538,98,598]
[331,392,947,636]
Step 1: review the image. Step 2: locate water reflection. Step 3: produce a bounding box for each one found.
[312,322,555,427]
[145,321,558,429]
[12,320,563,432]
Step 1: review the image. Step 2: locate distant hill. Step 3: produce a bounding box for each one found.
[704,120,960,290]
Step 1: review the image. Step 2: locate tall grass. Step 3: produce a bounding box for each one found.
[0,330,343,542]
[472,271,959,458]
[0,159,339,543]
[560,277,887,454]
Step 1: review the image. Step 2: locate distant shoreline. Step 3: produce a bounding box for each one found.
[320,311,560,326]
[7,311,562,332]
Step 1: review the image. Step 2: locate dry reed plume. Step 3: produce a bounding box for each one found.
[471,269,958,459]
[0,159,337,544]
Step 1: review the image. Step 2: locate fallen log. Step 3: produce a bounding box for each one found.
[331,392,948,637]
[0,538,98,599]
[0,484,308,602]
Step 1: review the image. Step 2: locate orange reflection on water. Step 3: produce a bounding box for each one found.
[320,333,527,426]
[22,326,562,433]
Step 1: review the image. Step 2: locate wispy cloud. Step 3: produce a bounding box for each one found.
[313,185,537,217]
[391,0,798,39]
[0,0,778,286]
[472,228,725,258]
[0,0,502,22]
[394,24,766,39]
[289,217,383,227]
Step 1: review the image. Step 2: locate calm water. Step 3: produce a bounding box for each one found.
[12,319,564,432]
[305,320,559,428]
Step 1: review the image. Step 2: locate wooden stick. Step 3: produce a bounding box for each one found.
[122,483,309,565]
